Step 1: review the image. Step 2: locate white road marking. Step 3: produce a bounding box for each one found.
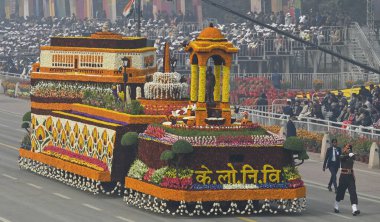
[0,108,23,117]
[82,203,102,211]
[0,142,18,151]
[52,193,71,200]
[0,123,25,133]
[115,216,135,222]
[304,180,380,204]
[0,216,12,222]
[327,212,352,220]
[2,174,17,180]
[26,183,42,189]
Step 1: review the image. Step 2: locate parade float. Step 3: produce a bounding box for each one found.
[19,23,307,215]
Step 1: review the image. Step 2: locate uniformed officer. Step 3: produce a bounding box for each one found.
[334,144,360,216]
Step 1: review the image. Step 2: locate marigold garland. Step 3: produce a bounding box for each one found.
[125,177,306,202]
[19,149,111,181]
[222,66,230,103]
[31,102,72,110]
[190,64,198,102]
[72,104,167,124]
[198,66,206,102]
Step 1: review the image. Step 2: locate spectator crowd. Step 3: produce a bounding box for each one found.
[282,85,380,129]
[0,8,352,77]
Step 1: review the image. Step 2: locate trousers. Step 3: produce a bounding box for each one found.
[336,174,358,204]
[328,166,338,188]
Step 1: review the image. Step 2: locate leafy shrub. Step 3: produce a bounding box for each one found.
[127,159,148,179]
[160,150,175,161]
[172,140,193,154]
[284,137,304,152]
[125,100,144,115]
[121,132,138,146]
[20,134,31,150]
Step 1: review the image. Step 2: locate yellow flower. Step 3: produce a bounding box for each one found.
[36,126,46,141]
[45,116,53,132]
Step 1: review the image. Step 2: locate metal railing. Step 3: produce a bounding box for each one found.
[240,107,380,141]
[0,71,29,80]
[349,22,380,74]
[231,72,359,90]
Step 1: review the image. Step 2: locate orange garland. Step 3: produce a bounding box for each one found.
[20,149,111,181]
[72,104,167,124]
[125,177,306,202]
[31,102,72,110]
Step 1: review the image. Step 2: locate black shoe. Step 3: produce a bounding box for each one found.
[328,186,332,192]
[334,208,339,213]
[353,210,360,216]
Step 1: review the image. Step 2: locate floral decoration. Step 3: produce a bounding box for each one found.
[43,146,109,172]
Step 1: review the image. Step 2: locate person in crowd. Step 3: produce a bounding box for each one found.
[293,100,302,116]
[256,93,268,111]
[298,100,311,120]
[323,138,341,193]
[283,100,294,117]
[359,85,371,100]
[334,144,360,216]
[342,107,356,128]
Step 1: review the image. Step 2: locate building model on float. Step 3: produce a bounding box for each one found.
[19,23,307,216]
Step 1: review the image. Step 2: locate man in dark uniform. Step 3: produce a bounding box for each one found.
[334,144,360,216]
[323,139,341,193]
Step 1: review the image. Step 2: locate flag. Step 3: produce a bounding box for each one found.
[123,0,135,17]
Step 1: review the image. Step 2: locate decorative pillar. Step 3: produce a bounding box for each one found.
[196,65,207,126]
[198,65,206,103]
[222,65,230,103]
[190,64,198,102]
[221,65,231,125]
[214,65,221,102]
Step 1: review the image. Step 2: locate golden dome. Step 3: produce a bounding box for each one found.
[197,24,225,40]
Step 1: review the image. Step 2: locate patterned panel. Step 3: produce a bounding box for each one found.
[31,114,116,173]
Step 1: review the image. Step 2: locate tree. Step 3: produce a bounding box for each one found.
[283,136,309,166]
[121,132,139,147]
[21,111,31,134]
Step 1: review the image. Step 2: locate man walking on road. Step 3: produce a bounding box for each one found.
[323,139,341,193]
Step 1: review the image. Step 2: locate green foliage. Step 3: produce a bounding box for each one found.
[284,137,304,152]
[127,159,148,179]
[163,167,193,179]
[159,124,267,137]
[298,150,310,160]
[172,140,193,154]
[160,150,175,161]
[125,100,144,115]
[121,132,138,146]
[151,166,168,184]
[22,111,31,122]
[282,166,301,181]
[21,122,30,129]
[20,134,31,150]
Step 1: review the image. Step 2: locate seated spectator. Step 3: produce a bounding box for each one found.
[298,100,311,120]
[283,100,294,117]
[342,108,356,129]
[293,100,302,116]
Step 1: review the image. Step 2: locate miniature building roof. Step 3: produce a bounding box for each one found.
[50,31,147,49]
[197,26,225,41]
[185,25,238,54]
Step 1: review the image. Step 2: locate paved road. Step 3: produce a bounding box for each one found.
[0,94,379,222]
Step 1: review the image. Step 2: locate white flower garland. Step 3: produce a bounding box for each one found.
[144,72,189,100]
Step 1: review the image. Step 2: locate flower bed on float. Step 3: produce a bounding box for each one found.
[124,123,306,215]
